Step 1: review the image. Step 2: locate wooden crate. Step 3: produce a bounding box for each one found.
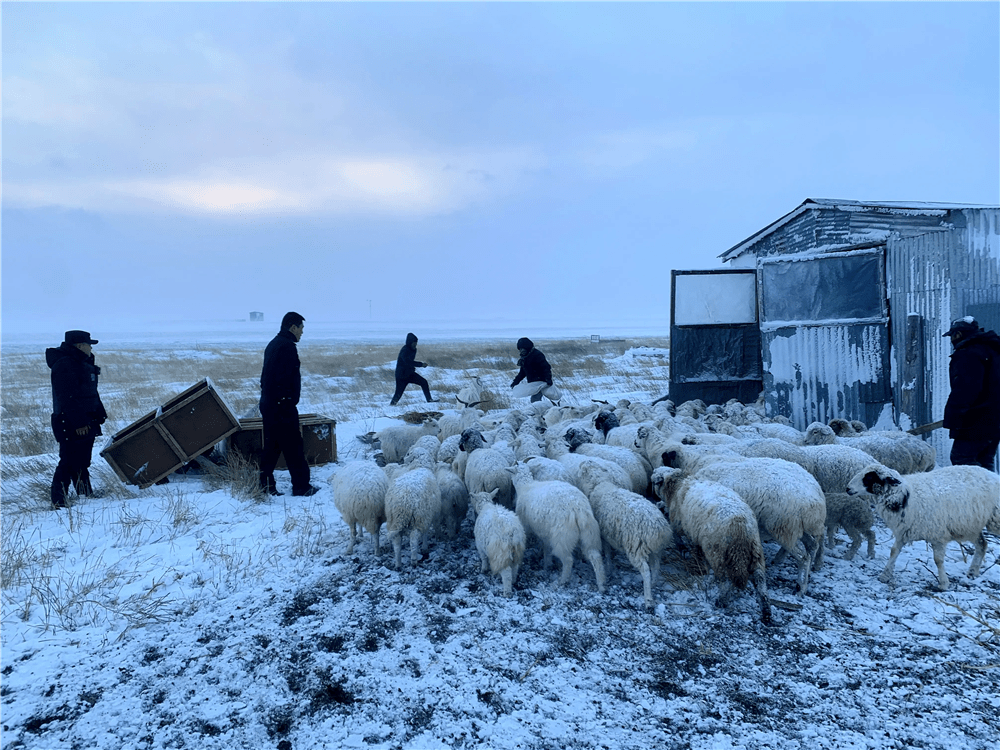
[100,409,186,488]
[225,413,337,469]
[100,379,241,489]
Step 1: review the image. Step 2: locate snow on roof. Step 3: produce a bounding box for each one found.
[719,198,1000,262]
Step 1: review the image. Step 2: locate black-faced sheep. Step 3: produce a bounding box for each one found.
[846,464,1000,590]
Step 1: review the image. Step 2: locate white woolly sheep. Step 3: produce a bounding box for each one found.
[822,492,876,561]
[576,461,673,609]
[470,489,527,597]
[689,456,827,594]
[800,443,884,494]
[564,427,652,496]
[674,399,707,419]
[407,435,441,462]
[846,464,1000,590]
[727,438,813,473]
[842,434,935,475]
[331,461,389,555]
[651,467,771,624]
[377,420,440,464]
[436,464,470,539]
[437,433,463,464]
[545,428,634,493]
[437,407,485,441]
[459,428,515,510]
[507,463,606,592]
[806,421,935,475]
[384,467,443,569]
[524,456,574,484]
[750,422,807,445]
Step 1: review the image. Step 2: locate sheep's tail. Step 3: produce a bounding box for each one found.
[721,518,763,592]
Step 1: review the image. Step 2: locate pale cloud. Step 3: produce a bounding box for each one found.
[5,147,545,217]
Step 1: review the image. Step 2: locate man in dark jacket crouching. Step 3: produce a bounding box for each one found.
[47,330,108,508]
[259,312,319,496]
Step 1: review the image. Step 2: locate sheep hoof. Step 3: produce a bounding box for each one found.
[878,571,893,584]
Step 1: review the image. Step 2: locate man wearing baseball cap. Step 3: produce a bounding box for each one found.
[46,330,108,507]
[942,316,1000,470]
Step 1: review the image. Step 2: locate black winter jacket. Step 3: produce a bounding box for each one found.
[511,346,552,387]
[46,342,107,440]
[943,330,1000,441]
[260,330,301,408]
[395,333,426,381]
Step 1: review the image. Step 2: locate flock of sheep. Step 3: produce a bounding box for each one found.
[332,389,1000,624]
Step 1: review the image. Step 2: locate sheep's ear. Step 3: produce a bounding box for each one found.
[884,473,901,487]
[488,488,499,500]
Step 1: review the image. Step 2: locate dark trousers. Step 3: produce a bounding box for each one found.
[51,436,96,506]
[392,373,432,403]
[259,403,311,494]
[951,437,1000,471]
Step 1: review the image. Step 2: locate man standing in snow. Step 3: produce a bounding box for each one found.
[510,337,554,403]
[942,316,1000,470]
[47,330,107,508]
[390,332,438,406]
[259,312,319,496]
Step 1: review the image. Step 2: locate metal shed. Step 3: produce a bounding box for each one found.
[670,198,1000,466]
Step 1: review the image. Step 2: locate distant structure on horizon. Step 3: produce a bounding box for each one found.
[249,311,264,322]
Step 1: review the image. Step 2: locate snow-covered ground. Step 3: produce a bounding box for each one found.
[2,338,998,750]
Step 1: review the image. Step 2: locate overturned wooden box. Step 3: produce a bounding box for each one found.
[100,379,241,489]
[225,414,337,469]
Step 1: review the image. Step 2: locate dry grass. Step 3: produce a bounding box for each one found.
[1,335,669,461]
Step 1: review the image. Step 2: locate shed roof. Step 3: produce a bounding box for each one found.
[719,198,999,262]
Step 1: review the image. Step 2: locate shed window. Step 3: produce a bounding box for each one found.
[674,273,757,326]
[761,253,884,322]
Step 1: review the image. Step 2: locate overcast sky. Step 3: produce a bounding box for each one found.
[3,1,998,336]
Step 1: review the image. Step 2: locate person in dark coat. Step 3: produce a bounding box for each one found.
[510,337,553,403]
[942,316,1000,470]
[390,332,438,406]
[259,312,318,496]
[47,330,108,508]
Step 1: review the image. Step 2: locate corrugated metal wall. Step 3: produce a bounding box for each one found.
[887,208,1000,467]
[762,322,891,430]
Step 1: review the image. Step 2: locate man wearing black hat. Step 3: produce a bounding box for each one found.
[510,337,553,403]
[390,332,438,406]
[258,312,319,496]
[46,330,108,508]
[942,316,1000,470]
